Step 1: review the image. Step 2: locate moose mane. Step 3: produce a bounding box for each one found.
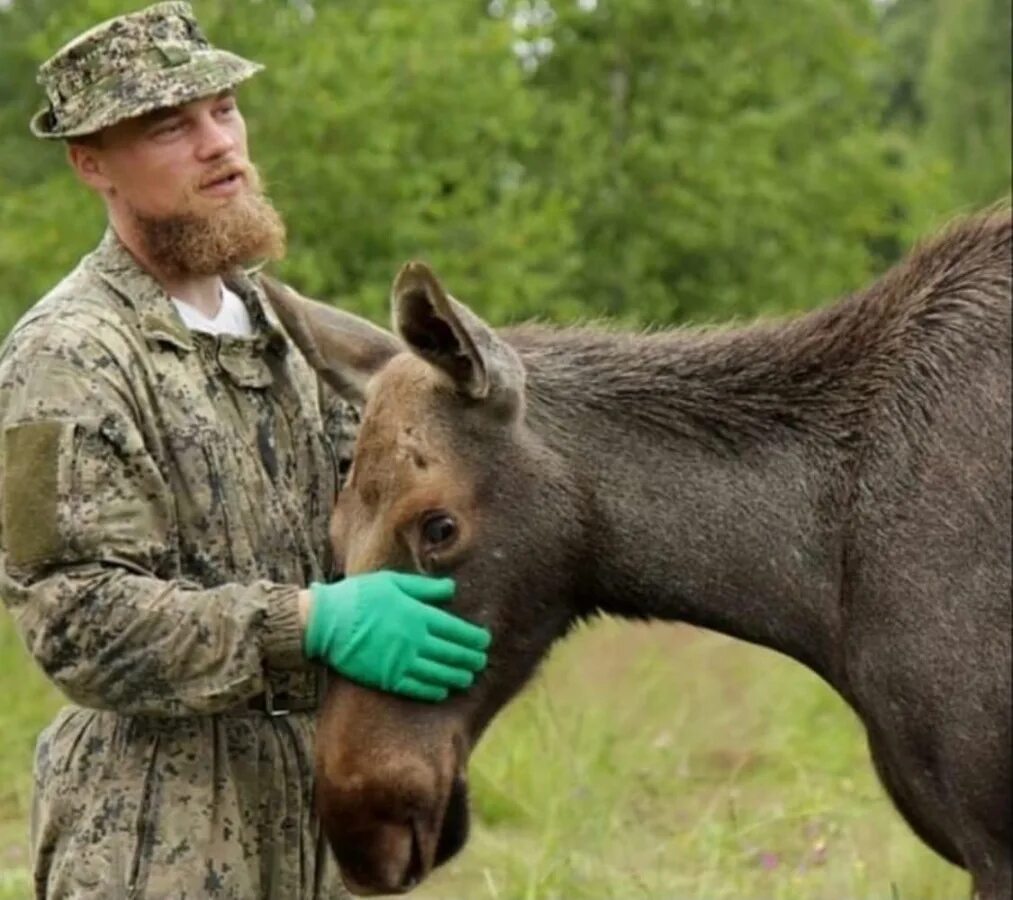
[503,210,1011,455]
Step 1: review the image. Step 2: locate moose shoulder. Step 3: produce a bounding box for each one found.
[263,210,1012,899]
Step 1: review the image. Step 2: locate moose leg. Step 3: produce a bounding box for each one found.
[846,502,1011,893]
[862,685,1012,898]
[860,661,1010,898]
[864,727,963,867]
[865,728,1010,900]
[965,830,1012,900]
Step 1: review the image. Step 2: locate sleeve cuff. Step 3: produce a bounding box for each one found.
[262,585,306,669]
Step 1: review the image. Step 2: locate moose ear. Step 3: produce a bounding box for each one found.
[260,275,401,404]
[391,262,525,410]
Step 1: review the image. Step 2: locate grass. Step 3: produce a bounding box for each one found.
[0,611,62,900]
[0,610,967,900]
[414,619,967,900]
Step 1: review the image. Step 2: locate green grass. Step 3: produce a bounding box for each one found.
[0,610,967,900]
[0,610,62,900]
[415,619,967,900]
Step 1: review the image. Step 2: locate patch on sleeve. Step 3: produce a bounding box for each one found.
[2,420,68,567]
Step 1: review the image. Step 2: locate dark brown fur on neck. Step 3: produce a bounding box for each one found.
[514,210,1009,453]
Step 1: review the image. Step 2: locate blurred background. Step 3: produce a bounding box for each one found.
[0,1,1009,898]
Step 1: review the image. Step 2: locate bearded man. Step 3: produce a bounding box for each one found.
[0,4,490,898]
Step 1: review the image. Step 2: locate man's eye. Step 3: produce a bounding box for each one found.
[153,120,183,137]
[215,102,237,117]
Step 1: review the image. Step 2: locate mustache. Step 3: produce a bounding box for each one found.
[195,160,257,192]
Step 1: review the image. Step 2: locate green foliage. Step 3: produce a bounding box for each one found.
[0,610,63,900]
[1,0,1007,334]
[520,0,925,322]
[877,0,937,130]
[922,0,1012,210]
[877,0,1011,235]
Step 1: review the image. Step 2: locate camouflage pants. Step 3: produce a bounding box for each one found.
[31,706,351,899]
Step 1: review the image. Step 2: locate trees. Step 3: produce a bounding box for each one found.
[497,0,922,322]
[0,0,1006,333]
[878,0,1011,232]
[0,1,109,335]
[922,0,1011,212]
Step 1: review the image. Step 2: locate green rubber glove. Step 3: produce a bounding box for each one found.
[304,571,491,702]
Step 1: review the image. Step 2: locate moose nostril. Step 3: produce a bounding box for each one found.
[434,775,470,866]
[398,819,425,891]
[336,820,424,896]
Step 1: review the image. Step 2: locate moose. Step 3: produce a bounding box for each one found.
[263,210,1011,899]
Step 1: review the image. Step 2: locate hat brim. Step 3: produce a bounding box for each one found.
[30,49,263,140]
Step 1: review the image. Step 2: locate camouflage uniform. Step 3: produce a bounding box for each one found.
[4,4,357,898]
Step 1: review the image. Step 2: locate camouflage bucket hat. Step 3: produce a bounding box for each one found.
[30,1,263,140]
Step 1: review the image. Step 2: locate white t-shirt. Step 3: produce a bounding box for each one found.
[172,284,254,337]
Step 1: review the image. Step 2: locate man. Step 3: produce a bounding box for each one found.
[0,3,490,898]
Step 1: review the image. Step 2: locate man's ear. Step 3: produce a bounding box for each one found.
[66,141,113,193]
[391,261,525,413]
[260,276,401,404]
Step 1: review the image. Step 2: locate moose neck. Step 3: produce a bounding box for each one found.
[513,308,870,688]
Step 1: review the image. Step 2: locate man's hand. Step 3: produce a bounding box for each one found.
[302,572,490,702]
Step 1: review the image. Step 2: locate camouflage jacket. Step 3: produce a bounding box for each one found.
[0,228,356,715]
[0,229,360,898]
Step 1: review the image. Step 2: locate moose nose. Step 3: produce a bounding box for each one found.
[338,819,425,896]
[319,757,443,894]
[314,683,471,893]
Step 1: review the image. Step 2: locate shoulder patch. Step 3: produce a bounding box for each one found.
[2,420,70,567]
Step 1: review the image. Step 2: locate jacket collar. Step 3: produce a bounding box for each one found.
[85,227,287,356]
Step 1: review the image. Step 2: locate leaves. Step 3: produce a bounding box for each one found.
[0,0,1006,333]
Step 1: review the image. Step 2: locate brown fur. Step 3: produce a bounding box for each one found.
[263,210,1012,898]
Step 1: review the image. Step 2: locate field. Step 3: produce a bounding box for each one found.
[0,610,967,900]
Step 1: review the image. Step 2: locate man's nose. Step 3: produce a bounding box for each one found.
[194,114,236,160]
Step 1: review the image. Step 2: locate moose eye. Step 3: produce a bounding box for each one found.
[420,512,457,548]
